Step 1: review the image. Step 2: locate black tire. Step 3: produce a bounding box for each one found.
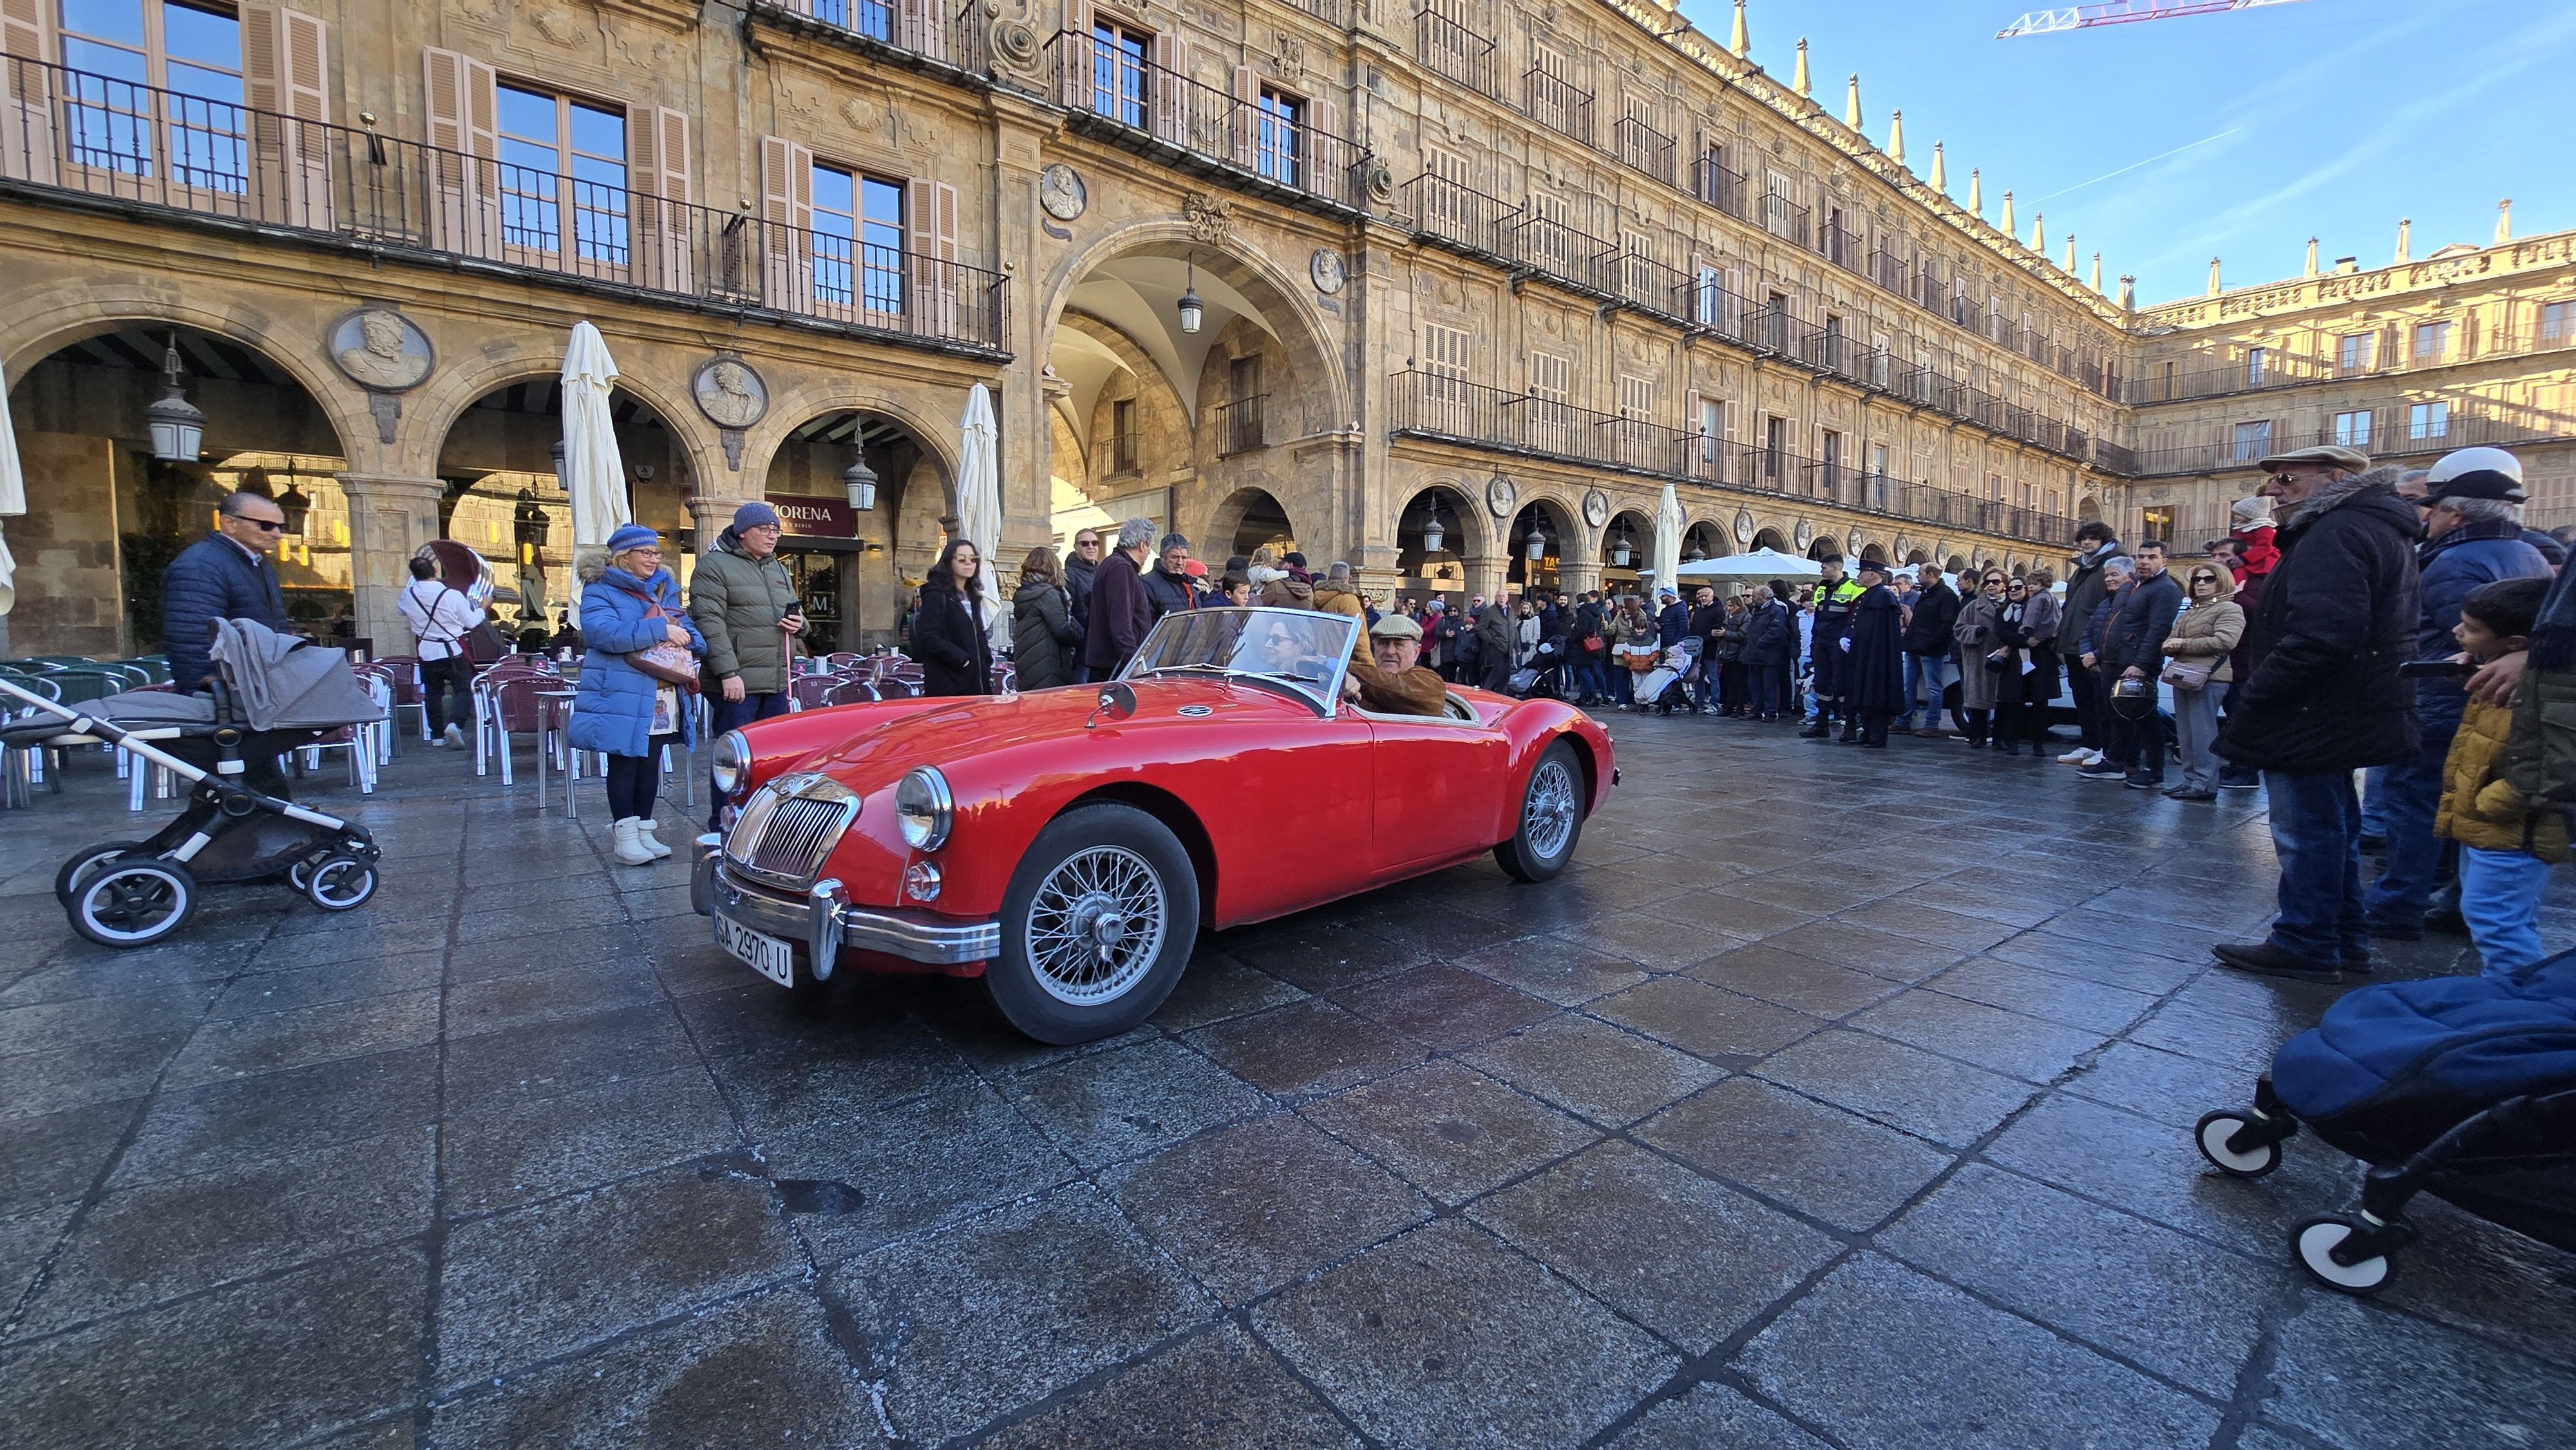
[2193,1111,2283,1179]
[70,859,198,948]
[1494,739,1586,882]
[988,803,1200,1044]
[304,854,379,912]
[55,840,147,908]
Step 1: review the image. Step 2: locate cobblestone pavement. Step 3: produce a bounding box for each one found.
[2,713,2573,1449]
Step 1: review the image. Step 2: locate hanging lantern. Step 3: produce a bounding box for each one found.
[144,332,206,462]
[274,482,312,536]
[548,437,567,490]
[842,452,879,511]
[1177,254,1204,335]
[513,486,551,549]
[1421,513,1445,553]
[1611,529,1633,568]
[1525,528,1548,562]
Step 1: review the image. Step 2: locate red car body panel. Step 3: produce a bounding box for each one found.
[727,678,1612,968]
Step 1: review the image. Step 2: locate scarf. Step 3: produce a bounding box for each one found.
[2277,468,2387,532]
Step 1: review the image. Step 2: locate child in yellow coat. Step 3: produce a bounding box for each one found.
[2436,577,2566,979]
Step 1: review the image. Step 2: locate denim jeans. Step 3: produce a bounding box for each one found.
[708,690,791,827]
[1910,653,1955,729]
[2361,720,2458,928]
[2262,769,2368,964]
[2360,766,2390,840]
[2459,845,2553,979]
[2171,684,2222,791]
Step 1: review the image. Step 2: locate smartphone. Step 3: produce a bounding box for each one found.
[2397,659,2477,679]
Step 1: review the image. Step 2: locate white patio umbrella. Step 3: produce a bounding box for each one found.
[1651,478,1683,594]
[0,360,22,625]
[955,384,1007,653]
[559,321,630,551]
[1672,547,1824,581]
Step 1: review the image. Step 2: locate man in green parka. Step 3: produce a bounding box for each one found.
[690,501,802,827]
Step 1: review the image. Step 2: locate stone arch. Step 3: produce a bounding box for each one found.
[1394,481,1490,592]
[755,406,956,652]
[1601,509,1654,573]
[1683,517,1734,559]
[1905,547,1930,565]
[1507,492,1584,588]
[1947,553,1970,574]
[2077,494,2103,523]
[1204,485,1298,560]
[405,343,722,496]
[1859,540,1891,565]
[1752,527,1792,554]
[739,379,964,503]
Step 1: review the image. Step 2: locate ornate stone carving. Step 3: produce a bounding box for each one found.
[987,0,1041,75]
[1486,472,1517,518]
[328,308,433,391]
[692,357,769,431]
[839,95,882,133]
[1040,164,1087,221]
[1365,160,1396,207]
[1794,518,1814,551]
[528,6,581,47]
[1182,193,1233,245]
[1734,509,1756,544]
[1582,489,1609,529]
[1309,248,1346,295]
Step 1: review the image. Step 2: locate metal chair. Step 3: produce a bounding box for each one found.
[474,674,554,784]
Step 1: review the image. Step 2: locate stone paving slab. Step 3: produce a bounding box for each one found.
[1,713,2572,1447]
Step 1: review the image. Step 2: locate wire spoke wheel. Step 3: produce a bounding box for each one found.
[1024,844,1168,1006]
[1522,758,1578,862]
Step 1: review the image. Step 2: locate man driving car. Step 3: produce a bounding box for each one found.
[1340,614,1450,717]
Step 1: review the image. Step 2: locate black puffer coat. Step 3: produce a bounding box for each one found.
[911,576,994,697]
[2215,478,2421,775]
[160,534,289,689]
[1011,578,1080,691]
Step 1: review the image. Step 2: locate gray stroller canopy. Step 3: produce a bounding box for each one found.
[206,619,387,731]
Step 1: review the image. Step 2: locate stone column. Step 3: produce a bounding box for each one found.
[1558,560,1603,596]
[1463,554,1509,603]
[689,493,752,563]
[337,474,444,650]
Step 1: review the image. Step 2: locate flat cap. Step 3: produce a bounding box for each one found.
[2255,444,2369,473]
[2420,446,2526,504]
[1368,614,1423,641]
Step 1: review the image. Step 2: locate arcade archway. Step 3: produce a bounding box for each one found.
[759,409,955,651]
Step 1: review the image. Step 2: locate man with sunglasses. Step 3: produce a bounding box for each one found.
[161,489,294,690]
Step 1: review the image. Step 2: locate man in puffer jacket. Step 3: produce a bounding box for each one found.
[2213,447,2422,983]
[161,490,292,689]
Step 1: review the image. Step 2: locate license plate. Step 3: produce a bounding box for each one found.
[715,914,795,988]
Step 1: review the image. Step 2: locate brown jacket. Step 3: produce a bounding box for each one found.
[2161,588,2246,686]
[1345,659,1450,716]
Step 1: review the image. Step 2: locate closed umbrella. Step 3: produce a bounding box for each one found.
[956,383,1007,655]
[1651,478,1683,595]
[560,321,630,551]
[0,359,22,625]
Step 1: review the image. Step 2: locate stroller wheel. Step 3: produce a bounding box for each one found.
[2193,1111,2283,1178]
[69,860,198,948]
[55,840,149,909]
[2293,1215,2398,1295]
[304,855,379,912]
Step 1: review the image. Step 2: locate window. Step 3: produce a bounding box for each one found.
[1763,289,1791,353]
[1424,146,1473,239]
[1615,373,1653,420]
[810,162,904,316]
[2245,346,2268,388]
[1615,373,1653,466]
[1254,86,1302,187]
[1226,355,1264,453]
[2410,401,2450,442]
[1823,204,1848,265]
[1867,443,1889,480]
[1421,322,1472,431]
[2338,332,2378,373]
[2543,301,2573,349]
[1819,429,1842,491]
[2333,409,2373,449]
[1694,396,1725,471]
[2412,319,2453,365]
[1693,263,1723,326]
[57,0,244,187]
[496,83,627,265]
[1763,170,1798,243]
[1761,415,1786,484]
[1110,398,1138,473]
[1986,471,2003,501]
[1618,229,1654,301]
[1528,351,1571,454]
[1090,20,1151,127]
[1868,330,1892,388]
[1524,189,1573,276]
[1821,313,1844,370]
[2232,419,2273,464]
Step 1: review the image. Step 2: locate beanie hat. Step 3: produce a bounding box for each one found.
[732,501,781,531]
[606,523,659,555]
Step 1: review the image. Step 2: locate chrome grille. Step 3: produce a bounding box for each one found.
[724,773,858,888]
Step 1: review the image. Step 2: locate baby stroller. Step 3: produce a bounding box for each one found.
[2192,950,2576,1294]
[0,619,385,947]
[1630,640,1698,716]
[1510,636,1573,701]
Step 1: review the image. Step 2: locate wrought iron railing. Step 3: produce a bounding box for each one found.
[0,57,1009,351]
[2130,400,2571,476]
[1049,31,1368,209]
[1614,115,1674,189]
[1820,220,1859,272]
[1388,369,2079,546]
[1216,393,1267,455]
[1412,3,1499,98]
[1521,64,1593,146]
[1761,193,1809,249]
[2126,317,2576,406]
[1692,153,1749,220]
[764,0,990,75]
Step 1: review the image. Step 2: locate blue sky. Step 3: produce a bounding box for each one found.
[1669,0,2576,305]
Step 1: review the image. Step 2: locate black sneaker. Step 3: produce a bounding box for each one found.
[1799,722,1829,739]
[2123,773,2165,790]
[2215,769,2260,791]
[2212,939,2343,984]
[2425,905,2469,937]
[2076,763,2125,781]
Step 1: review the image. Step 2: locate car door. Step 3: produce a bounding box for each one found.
[1361,711,1509,872]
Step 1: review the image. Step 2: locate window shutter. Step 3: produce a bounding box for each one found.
[0,0,54,183]
[909,176,960,335]
[1151,30,1180,142]
[900,0,946,60]
[1231,65,1256,165]
[760,134,815,315]
[1314,97,1337,191]
[424,47,500,257]
[278,8,331,225]
[1060,0,1093,108]
[627,106,693,291]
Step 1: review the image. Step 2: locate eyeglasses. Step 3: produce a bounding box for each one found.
[1075,538,1101,549]
[2191,574,2219,583]
[242,518,285,533]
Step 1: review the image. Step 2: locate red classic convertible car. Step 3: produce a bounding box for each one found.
[693,607,1615,1042]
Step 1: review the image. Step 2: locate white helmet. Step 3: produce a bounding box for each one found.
[2427,446,2524,487]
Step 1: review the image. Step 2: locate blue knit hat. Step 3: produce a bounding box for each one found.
[605,523,659,554]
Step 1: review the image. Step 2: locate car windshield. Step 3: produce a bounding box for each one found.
[1121,607,1358,707]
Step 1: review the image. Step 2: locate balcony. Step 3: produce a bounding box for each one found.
[1819,219,1859,273]
[0,57,1009,353]
[2128,399,2570,476]
[1050,32,1369,212]
[1692,153,1750,221]
[2127,316,2576,406]
[1388,369,2079,546]
[1760,193,1810,250]
[1412,3,1500,100]
[1614,116,1674,189]
[758,0,989,79]
[1520,64,1593,147]
[1497,207,1618,296]
[1397,171,1510,254]
[1215,393,1266,455]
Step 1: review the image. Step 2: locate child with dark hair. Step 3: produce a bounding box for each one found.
[2436,575,2563,979]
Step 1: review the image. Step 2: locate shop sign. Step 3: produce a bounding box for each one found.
[773,498,857,537]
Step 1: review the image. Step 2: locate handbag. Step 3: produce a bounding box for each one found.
[625,596,701,693]
[1985,648,2014,673]
[2161,657,2215,690]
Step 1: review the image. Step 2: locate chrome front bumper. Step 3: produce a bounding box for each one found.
[694,837,998,979]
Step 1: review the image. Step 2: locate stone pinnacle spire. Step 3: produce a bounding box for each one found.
[2030,211,2045,252]
[2395,218,2410,263]
[2304,237,2319,277]
[1730,0,1750,59]
[1844,73,1862,130]
[2497,199,2514,244]
[2061,234,2075,272]
[1998,190,2015,238]
[1966,168,1981,216]
[1886,108,1904,167]
[1928,142,1946,193]
[2090,252,2103,292]
[1792,39,1810,99]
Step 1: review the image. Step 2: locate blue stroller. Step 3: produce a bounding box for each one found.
[2193,952,2576,1294]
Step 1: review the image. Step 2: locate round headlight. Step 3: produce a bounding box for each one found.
[896,767,953,851]
[712,730,750,800]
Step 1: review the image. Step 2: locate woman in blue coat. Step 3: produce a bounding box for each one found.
[573,525,705,865]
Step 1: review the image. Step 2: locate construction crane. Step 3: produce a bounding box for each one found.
[1997,0,2313,39]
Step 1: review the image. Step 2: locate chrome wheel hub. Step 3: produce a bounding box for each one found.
[1026,845,1168,1006]
[1524,759,1578,862]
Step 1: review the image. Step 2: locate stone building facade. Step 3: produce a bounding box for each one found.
[0,0,2564,657]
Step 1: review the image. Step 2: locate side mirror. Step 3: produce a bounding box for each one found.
[1086,681,1137,729]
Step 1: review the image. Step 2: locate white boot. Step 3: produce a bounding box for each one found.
[636,816,674,860]
[611,817,656,866]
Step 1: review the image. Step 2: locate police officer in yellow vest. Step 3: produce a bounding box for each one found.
[1800,556,1867,740]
